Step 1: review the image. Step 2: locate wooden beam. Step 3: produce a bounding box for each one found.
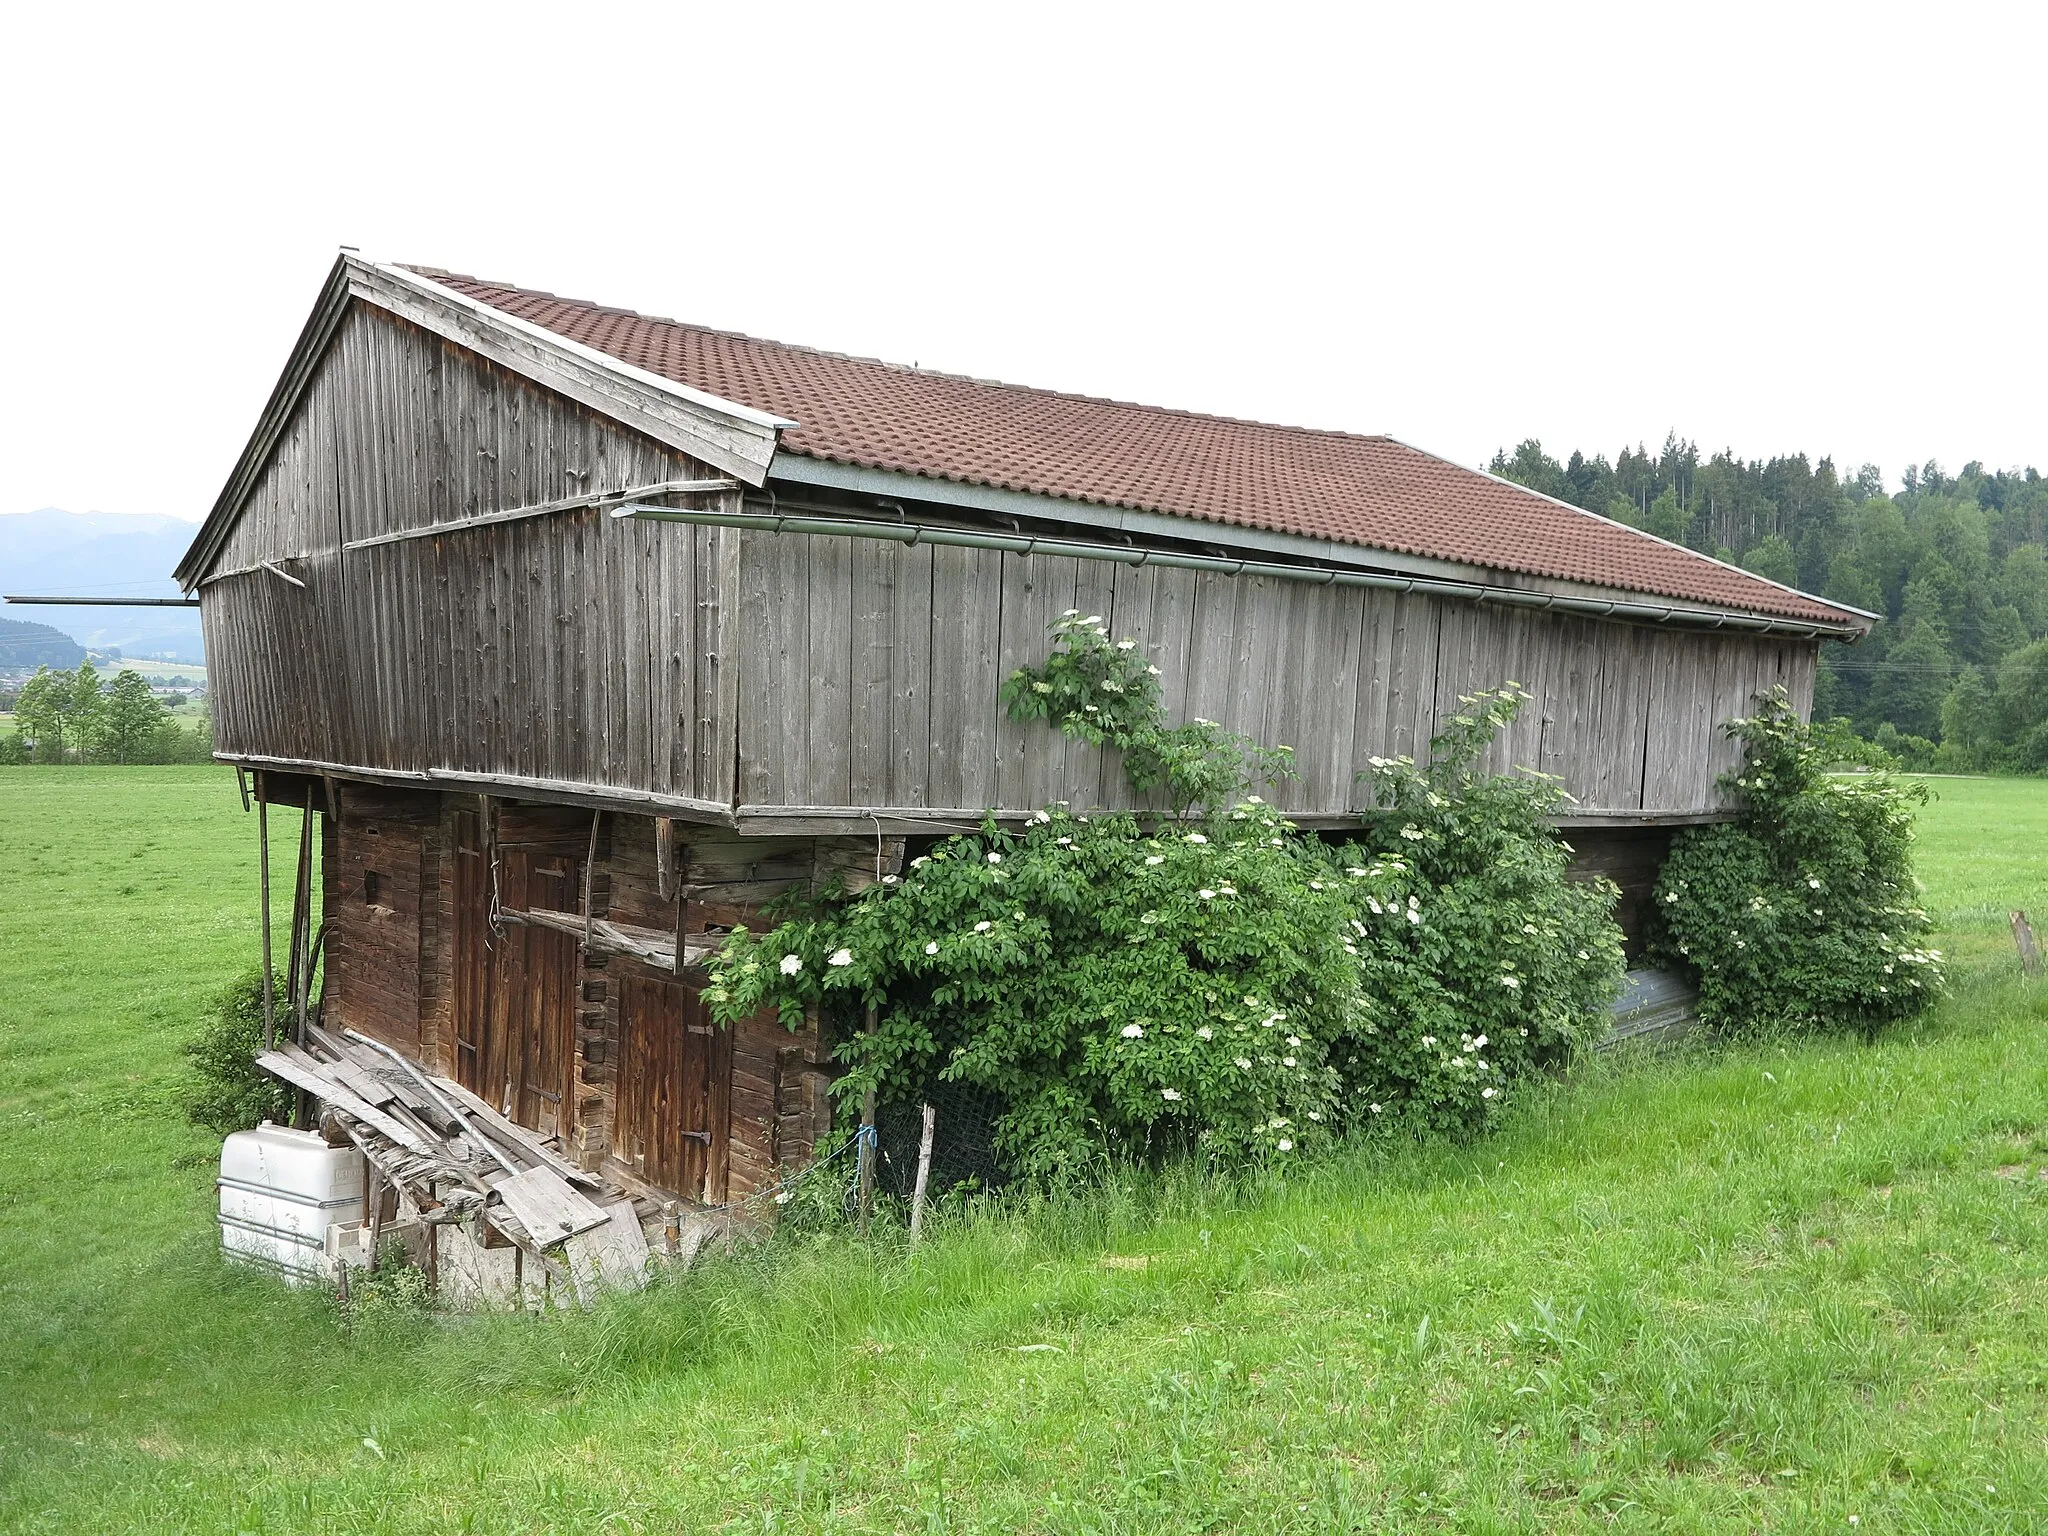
[498,905,724,972]
[255,1049,437,1155]
[340,479,738,554]
[216,754,738,827]
[345,259,790,486]
[257,780,275,1051]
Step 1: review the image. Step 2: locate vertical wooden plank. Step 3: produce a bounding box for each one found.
[925,544,1004,810]
[994,553,1082,813]
[1540,615,1599,807]
[1181,570,1242,732]
[1264,579,1363,815]
[736,528,809,808]
[1099,562,1200,811]
[806,533,855,809]
[667,524,708,798]
[616,515,653,792]
[1784,639,1818,720]
[1643,628,1717,809]
[849,539,934,808]
[885,541,935,809]
[707,999,734,1203]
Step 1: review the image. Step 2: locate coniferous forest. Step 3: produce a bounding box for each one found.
[1491,439,2048,771]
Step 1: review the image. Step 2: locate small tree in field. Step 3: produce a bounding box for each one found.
[100,671,170,763]
[13,667,67,760]
[65,662,104,761]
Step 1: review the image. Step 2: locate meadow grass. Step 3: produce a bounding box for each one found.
[1,767,2046,1532]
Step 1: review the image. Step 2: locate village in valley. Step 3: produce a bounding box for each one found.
[4,7,2046,1532]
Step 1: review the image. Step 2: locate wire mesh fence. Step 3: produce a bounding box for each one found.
[872,1080,1011,1203]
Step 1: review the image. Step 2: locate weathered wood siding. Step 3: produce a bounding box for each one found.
[733,538,1821,818]
[203,302,740,806]
[202,300,1828,824]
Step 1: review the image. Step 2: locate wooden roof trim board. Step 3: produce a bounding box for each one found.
[174,257,353,588]
[343,259,794,474]
[175,254,793,588]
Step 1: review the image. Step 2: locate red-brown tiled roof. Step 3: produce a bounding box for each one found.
[411,269,1859,626]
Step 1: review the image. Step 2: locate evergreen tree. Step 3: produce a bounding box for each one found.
[1865,622,1954,740]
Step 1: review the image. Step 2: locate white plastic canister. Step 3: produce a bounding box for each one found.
[217,1122,368,1284]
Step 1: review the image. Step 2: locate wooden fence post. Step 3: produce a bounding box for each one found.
[857,1002,878,1234]
[909,1103,936,1243]
[2015,910,2043,977]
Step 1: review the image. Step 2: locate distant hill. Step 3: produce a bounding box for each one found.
[0,615,88,672]
[0,509,203,662]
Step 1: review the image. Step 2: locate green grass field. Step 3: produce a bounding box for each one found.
[2,767,2046,1533]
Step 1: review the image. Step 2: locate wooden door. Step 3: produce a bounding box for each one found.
[451,812,581,1138]
[615,976,729,1200]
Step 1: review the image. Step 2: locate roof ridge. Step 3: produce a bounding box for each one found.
[402,266,1403,450]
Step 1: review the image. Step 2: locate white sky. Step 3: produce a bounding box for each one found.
[3,1,2043,526]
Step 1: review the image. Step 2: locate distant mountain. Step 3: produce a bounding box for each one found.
[0,509,203,662]
[0,615,88,671]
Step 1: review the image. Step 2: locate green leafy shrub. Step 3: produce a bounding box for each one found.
[706,630,1626,1179]
[1650,688,1944,1034]
[1338,686,1628,1134]
[183,967,295,1132]
[1001,610,1298,815]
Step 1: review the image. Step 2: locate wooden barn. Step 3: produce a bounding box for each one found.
[176,253,1873,1215]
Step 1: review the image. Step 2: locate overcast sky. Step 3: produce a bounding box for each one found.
[4,2,2042,528]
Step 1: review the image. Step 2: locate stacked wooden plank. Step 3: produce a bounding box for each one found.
[255,1026,654,1304]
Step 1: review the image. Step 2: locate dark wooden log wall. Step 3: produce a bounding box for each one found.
[322,785,437,1058]
[200,298,1823,830]
[318,785,856,1205]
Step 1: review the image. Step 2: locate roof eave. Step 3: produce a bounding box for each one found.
[1387,436,1877,634]
[767,451,1871,638]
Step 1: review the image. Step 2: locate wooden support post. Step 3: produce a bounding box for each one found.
[655,816,676,902]
[306,921,330,1033]
[292,787,316,1047]
[480,794,501,938]
[257,775,275,1052]
[670,837,688,976]
[425,1180,439,1297]
[858,1002,878,1235]
[909,1102,936,1243]
[662,1199,681,1261]
[2015,910,2043,977]
[582,810,601,950]
[367,1167,384,1269]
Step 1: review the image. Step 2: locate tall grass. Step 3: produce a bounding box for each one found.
[3,767,2047,1532]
